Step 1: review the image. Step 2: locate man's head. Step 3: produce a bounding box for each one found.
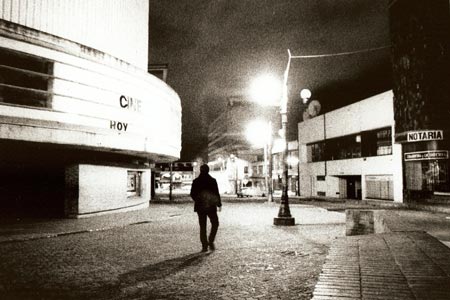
[200,164,209,174]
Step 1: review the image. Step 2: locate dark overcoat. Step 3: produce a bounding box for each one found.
[190,173,222,212]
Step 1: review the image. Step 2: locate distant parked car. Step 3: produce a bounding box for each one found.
[237,186,265,198]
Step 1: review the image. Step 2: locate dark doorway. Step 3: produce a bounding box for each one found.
[0,167,65,218]
[345,176,362,200]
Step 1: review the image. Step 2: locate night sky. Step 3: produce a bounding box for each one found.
[148,0,392,161]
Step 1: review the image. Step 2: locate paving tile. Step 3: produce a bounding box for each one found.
[312,296,360,300]
[313,231,450,300]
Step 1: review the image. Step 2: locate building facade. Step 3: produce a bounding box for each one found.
[298,91,404,202]
[207,97,278,194]
[0,0,181,217]
[271,140,299,195]
[390,0,450,201]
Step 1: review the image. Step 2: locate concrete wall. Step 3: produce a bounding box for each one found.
[65,164,149,217]
[325,91,394,140]
[0,0,148,68]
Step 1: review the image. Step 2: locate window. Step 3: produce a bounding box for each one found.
[258,165,263,174]
[361,127,392,157]
[0,47,53,108]
[127,171,142,197]
[252,165,258,175]
[317,176,326,181]
[307,128,392,163]
[327,134,361,160]
[308,142,325,162]
[376,128,392,155]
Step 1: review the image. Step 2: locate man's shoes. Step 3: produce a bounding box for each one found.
[201,246,208,252]
[209,242,215,251]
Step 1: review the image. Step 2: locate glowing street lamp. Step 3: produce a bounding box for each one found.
[249,75,282,203]
[245,120,271,147]
[249,74,282,106]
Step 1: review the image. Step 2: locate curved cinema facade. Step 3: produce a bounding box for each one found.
[0,0,181,217]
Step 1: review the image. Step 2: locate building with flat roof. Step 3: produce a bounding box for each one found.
[0,0,181,217]
[298,91,404,202]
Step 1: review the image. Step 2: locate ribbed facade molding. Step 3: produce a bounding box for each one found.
[0,0,148,69]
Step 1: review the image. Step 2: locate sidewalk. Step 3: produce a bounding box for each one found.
[0,203,185,243]
[312,231,450,300]
[309,199,450,300]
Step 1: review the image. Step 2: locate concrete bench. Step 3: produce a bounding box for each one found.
[345,209,389,236]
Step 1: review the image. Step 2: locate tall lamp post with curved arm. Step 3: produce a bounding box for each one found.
[273,50,312,226]
[273,49,295,226]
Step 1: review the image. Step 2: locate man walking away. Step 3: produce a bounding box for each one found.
[190,164,222,252]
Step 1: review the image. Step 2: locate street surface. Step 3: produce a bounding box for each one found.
[1,197,450,299]
[0,201,345,299]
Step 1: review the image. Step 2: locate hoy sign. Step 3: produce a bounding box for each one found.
[407,130,443,142]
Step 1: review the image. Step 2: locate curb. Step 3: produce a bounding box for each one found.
[0,220,153,244]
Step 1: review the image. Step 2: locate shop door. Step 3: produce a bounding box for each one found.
[347,178,356,199]
[339,178,347,198]
[345,176,362,200]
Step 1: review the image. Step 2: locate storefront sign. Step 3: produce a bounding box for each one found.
[407,130,443,142]
[110,120,128,131]
[119,95,142,112]
[404,150,448,161]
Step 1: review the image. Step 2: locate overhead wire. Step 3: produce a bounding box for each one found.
[290,45,391,59]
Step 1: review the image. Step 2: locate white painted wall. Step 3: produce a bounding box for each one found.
[0,35,181,159]
[0,0,148,68]
[76,164,149,216]
[298,91,403,202]
[325,91,394,139]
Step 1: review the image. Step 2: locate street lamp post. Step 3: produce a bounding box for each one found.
[267,126,274,202]
[273,111,294,225]
[249,51,310,225]
[273,49,310,226]
[230,155,238,195]
[169,162,173,201]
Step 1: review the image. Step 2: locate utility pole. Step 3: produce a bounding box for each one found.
[169,162,173,201]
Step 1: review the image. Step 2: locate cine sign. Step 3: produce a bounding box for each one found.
[407,130,443,142]
[404,150,448,161]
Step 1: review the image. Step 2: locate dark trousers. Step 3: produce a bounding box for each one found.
[197,210,219,248]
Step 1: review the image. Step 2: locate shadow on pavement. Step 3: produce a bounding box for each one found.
[119,252,211,283]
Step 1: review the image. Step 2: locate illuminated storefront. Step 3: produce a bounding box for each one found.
[0,1,181,217]
[396,131,449,196]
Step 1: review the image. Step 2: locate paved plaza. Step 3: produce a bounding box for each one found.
[1,198,450,300]
[0,201,345,299]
